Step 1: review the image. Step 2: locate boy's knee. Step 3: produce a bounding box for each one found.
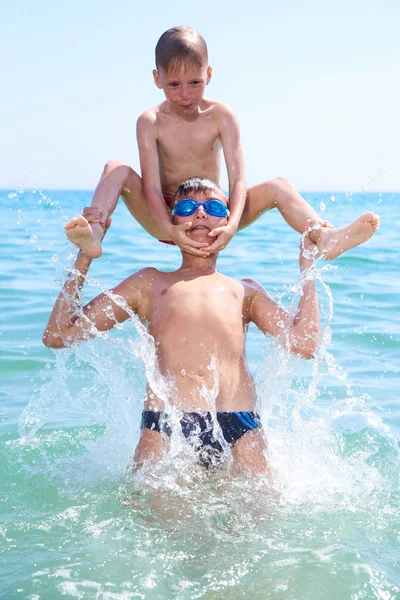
[260,177,295,204]
[269,177,294,193]
[103,159,131,178]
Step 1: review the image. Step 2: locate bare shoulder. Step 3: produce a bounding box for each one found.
[209,100,238,124]
[129,267,162,286]
[137,104,162,122]
[137,104,164,136]
[205,99,236,116]
[113,267,161,295]
[241,278,270,298]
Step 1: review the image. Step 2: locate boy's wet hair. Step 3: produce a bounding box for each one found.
[155,26,208,73]
[173,177,227,205]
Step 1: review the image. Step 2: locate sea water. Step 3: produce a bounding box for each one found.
[1,189,399,599]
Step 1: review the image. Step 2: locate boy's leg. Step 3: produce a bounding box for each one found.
[241,178,379,259]
[241,177,321,230]
[231,429,271,477]
[65,160,169,258]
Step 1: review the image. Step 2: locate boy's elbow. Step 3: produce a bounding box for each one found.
[42,329,65,349]
[289,336,318,360]
[296,346,316,360]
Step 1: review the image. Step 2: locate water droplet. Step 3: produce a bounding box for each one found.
[30,235,37,243]
[320,201,326,212]
[51,254,59,262]
[181,369,186,376]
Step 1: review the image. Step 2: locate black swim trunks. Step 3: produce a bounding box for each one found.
[141,410,261,467]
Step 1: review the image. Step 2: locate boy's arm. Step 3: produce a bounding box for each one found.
[207,105,247,251]
[42,252,145,349]
[137,113,210,256]
[245,239,320,359]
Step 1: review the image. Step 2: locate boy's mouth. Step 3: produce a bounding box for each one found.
[190,225,210,232]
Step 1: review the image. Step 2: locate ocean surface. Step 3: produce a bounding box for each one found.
[1,189,399,599]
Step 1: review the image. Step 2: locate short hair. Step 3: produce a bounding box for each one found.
[155,26,208,73]
[172,177,227,207]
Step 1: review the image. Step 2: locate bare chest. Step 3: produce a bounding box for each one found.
[150,278,245,338]
[157,115,221,162]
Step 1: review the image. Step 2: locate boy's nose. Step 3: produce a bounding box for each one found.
[194,205,207,218]
[181,86,191,100]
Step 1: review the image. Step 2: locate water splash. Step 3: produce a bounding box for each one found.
[15,250,399,512]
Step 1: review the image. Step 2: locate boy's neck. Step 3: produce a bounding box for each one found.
[178,252,218,275]
[164,99,205,122]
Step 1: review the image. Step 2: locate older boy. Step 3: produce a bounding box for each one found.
[46,178,320,475]
[66,25,379,260]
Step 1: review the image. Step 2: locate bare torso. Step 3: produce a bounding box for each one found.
[149,98,223,197]
[136,267,257,411]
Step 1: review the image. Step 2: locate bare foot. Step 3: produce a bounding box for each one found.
[64,214,110,258]
[307,212,379,260]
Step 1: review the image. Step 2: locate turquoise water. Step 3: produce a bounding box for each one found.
[1,189,400,599]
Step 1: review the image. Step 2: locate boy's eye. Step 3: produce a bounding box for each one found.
[190,81,201,85]
[168,82,180,87]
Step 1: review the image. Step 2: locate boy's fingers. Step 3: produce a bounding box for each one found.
[205,240,223,252]
[208,228,222,237]
[185,240,211,248]
[182,243,210,255]
[179,235,210,249]
[183,244,210,253]
[83,207,107,225]
[175,222,192,231]
[185,249,210,257]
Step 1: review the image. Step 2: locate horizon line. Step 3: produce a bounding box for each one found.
[2,187,399,195]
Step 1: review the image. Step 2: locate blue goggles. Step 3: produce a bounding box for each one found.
[171,198,230,218]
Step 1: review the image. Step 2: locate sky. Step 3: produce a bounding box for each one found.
[1,0,399,192]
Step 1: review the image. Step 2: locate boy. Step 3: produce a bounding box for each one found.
[47,178,320,475]
[65,25,379,260]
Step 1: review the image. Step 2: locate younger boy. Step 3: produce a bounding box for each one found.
[48,178,320,475]
[65,25,379,259]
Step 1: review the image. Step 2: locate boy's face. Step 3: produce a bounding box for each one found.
[172,188,229,247]
[153,65,212,115]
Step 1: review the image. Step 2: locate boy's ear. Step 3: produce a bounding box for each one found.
[153,70,163,89]
[206,65,212,85]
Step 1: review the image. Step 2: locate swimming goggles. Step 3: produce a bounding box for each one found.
[171,198,230,218]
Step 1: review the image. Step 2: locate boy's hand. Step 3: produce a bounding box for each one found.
[167,223,213,257]
[300,233,318,271]
[206,224,236,253]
